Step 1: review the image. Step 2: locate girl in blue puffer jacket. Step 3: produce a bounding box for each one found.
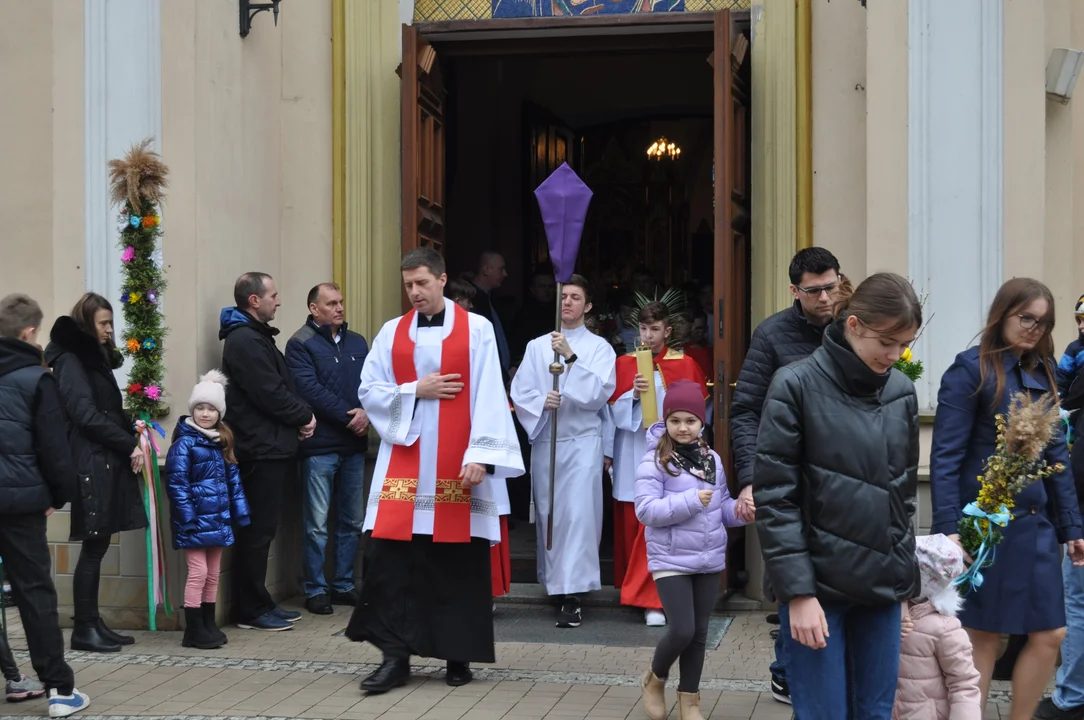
[635,380,748,720]
[165,370,250,650]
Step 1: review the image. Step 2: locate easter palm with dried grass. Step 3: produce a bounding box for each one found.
[954,392,1065,593]
[624,287,690,348]
[109,137,169,419]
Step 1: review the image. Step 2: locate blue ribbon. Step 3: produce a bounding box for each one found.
[952,502,1010,593]
[149,420,166,438]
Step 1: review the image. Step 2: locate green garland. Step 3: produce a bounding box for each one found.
[109,138,170,419]
[117,203,168,418]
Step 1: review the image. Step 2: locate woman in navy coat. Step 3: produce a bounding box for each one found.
[930,278,1084,716]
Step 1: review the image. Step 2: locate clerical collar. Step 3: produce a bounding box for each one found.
[562,322,588,335]
[418,310,446,328]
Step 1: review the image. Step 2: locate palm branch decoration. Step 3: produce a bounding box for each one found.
[623,287,691,349]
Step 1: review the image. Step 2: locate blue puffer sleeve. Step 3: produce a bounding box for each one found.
[165,436,197,526]
[227,461,251,527]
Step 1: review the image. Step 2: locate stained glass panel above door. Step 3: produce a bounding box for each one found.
[413,0,749,22]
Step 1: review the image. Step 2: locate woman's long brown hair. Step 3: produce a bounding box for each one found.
[977,277,1058,408]
[71,292,117,350]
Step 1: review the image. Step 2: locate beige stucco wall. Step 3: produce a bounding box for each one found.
[0,0,332,627]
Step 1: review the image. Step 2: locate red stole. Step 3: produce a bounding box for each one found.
[609,347,708,403]
[371,304,473,543]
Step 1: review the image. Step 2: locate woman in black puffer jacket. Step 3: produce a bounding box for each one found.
[753,272,922,720]
[45,293,148,653]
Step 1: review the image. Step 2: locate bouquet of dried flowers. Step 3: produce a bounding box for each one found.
[955,392,1065,593]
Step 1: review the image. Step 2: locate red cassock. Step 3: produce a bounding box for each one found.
[609,348,707,609]
[490,515,511,597]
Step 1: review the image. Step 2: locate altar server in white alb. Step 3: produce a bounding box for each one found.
[511,275,616,629]
[345,247,524,696]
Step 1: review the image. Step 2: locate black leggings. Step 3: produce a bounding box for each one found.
[73,535,112,623]
[651,572,720,693]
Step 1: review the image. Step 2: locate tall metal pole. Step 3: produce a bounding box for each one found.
[546,282,564,551]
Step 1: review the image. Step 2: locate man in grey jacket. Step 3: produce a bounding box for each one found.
[728,247,841,705]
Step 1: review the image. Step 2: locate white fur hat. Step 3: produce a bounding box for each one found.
[916,533,967,617]
[188,369,228,416]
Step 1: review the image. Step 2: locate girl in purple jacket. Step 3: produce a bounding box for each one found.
[635,380,748,720]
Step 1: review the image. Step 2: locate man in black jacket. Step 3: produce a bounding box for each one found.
[220,272,315,632]
[285,283,369,616]
[728,246,841,705]
[470,252,510,377]
[0,293,89,716]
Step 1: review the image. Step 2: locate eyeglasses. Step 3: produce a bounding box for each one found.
[1017,314,1050,331]
[795,282,838,298]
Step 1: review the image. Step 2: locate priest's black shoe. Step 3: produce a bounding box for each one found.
[361,658,410,694]
[445,661,472,687]
[70,620,121,653]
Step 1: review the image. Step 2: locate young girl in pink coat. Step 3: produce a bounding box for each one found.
[893,534,982,719]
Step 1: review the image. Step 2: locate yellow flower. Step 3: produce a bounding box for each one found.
[128,292,141,304]
[900,347,913,363]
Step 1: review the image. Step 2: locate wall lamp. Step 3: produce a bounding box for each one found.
[240,0,282,38]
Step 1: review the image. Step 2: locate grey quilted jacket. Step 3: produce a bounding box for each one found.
[730,301,827,490]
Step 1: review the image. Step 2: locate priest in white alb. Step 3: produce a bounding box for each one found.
[510,275,616,629]
[345,247,523,695]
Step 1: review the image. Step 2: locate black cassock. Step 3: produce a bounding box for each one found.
[346,533,496,663]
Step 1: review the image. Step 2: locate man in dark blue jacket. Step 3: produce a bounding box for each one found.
[0,293,89,716]
[286,283,369,616]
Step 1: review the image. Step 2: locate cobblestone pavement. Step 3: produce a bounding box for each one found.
[1,601,1019,719]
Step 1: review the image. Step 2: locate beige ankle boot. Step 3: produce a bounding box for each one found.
[640,669,666,720]
[677,690,705,720]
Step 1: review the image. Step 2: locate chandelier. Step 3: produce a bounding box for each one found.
[646,137,681,161]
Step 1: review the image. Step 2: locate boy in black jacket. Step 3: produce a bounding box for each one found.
[0,294,88,717]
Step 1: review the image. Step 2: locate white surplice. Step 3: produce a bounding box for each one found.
[360,299,524,543]
[609,369,666,502]
[510,324,617,595]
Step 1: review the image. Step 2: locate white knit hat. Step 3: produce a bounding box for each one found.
[915,533,967,617]
[188,369,228,416]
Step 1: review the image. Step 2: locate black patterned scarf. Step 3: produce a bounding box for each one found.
[670,440,716,485]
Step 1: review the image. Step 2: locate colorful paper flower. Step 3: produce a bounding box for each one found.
[150,249,164,269]
[129,216,141,228]
[127,382,143,396]
[146,290,158,305]
[121,246,136,263]
[120,292,130,304]
[144,385,161,401]
[128,292,141,304]
[126,338,140,353]
[901,347,913,363]
[141,216,154,228]
[142,338,157,350]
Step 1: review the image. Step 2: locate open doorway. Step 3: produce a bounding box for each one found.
[400,11,752,589]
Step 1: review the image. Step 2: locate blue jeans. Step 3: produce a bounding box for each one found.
[301,453,366,598]
[770,624,788,680]
[1055,554,1084,709]
[779,600,901,719]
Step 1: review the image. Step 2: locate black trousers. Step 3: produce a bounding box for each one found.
[0,628,19,682]
[652,572,721,693]
[0,513,75,694]
[73,535,111,623]
[232,459,294,622]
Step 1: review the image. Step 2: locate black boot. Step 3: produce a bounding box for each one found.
[445,661,473,687]
[70,620,121,653]
[96,617,135,646]
[201,602,227,646]
[360,656,410,694]
[182,606,223,650]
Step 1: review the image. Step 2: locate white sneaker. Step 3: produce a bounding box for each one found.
[48,689,90,718]
[645,609,667,627]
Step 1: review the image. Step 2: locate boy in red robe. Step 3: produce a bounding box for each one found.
[608,301,707,625]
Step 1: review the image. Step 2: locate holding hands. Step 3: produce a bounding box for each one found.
[735,485,756,523]
[347,408,370,436]
[298,414,317,441]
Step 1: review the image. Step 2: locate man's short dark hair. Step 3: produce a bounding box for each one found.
[0,293,44,339]
[401,247,446,277]
[234,272,273,309]
[307,282,340,307]
[788,247,841,286]
[566,273,592,303]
